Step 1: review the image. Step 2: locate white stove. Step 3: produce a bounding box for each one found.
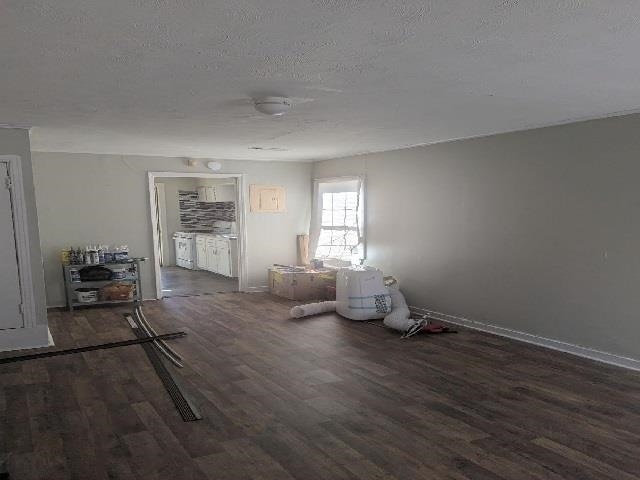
[173,232,198,269]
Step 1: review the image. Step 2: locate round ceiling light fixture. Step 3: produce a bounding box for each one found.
[206,161,222,171]
[254,96,291,116]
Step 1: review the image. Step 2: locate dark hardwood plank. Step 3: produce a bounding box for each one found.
[2,293,640,479]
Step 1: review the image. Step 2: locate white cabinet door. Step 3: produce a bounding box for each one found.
[197,186,207,202]
[214,184,235,202]
[0,162,23,330]
[196,237,207,269]
[205,237,217,272]
[197,186,218,202]
[216,239,231,277]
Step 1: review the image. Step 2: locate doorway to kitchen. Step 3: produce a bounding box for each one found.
[148,172,247,299]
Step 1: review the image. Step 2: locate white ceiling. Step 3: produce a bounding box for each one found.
[3,1,640,162]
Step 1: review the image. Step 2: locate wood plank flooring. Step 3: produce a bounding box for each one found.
[2,293,640,479]
[161,266,237,297]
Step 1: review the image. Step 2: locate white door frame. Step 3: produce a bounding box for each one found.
[147,171,248,299]
[0,155,37,328]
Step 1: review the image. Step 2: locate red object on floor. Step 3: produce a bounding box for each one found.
[424,321,446,333]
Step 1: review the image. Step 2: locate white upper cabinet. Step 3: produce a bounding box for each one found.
[197,184,235,203]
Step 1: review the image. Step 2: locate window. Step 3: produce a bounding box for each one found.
[311,177,364,263]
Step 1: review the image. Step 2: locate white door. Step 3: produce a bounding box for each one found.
[216,239,231,277]
[205,238,217,272]
[196,237,207,269]
[0,162,24,330]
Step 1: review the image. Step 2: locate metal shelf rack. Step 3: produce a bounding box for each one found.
[62,258,146,311]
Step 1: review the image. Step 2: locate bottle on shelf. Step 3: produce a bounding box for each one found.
[104,245,113,263]
[92,246,100,265]
[63,243,132,265]
[61,248,71,265]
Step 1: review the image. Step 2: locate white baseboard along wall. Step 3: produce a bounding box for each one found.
[409,305,640,372]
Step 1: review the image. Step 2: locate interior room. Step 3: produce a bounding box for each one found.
[153,175,239,298]
[2,2,640,479]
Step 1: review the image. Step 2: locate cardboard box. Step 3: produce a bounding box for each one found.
[268,267,336,301]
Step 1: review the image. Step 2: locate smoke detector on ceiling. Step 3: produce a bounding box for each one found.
[254,96,291,116]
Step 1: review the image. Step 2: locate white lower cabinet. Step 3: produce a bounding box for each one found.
[216,239,231,277]
[195,234,237,277]
[196,236,207,270]
[205,237,217,272]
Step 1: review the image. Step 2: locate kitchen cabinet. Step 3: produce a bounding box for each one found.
[196,234,237,277]
[205,237,217,272]
[197,186,213,202]
[216,238,231,277]
[196,236,207,270]
[197,184,235,203]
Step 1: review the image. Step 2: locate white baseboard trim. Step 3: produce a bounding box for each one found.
[409,305,640,372]
[0,325,51,352]
[245,285,269,293]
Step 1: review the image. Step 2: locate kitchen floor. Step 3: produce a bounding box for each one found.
[160,266,236,297]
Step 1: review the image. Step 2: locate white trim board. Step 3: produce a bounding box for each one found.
[0,155,37,329]
[0,325,50,352]
[409,305,640,372]
[147,171,249,299]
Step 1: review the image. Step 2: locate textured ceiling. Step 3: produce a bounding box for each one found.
[2,1,640,161]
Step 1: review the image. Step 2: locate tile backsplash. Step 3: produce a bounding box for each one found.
[179,191,236,229]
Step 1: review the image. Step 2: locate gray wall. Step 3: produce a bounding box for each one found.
[314,113,640,360]
[33,152,311,306]
[0,128,47,327]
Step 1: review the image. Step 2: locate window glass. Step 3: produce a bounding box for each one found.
[316,189,361,261]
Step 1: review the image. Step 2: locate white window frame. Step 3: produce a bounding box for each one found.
[310,176,365,264]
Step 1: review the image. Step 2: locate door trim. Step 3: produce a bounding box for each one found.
[147,172,249,299]
[0,155,36,329]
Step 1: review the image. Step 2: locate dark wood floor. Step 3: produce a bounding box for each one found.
[161,266,237,297]
[2,293,640,479]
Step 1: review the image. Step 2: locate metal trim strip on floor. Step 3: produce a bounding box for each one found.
[125,311,202,422]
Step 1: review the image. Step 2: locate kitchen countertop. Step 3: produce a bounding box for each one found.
[193,232,237,239]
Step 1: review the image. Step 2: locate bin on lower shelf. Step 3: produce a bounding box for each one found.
[100,282,135,301]
[75,287,100,303]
